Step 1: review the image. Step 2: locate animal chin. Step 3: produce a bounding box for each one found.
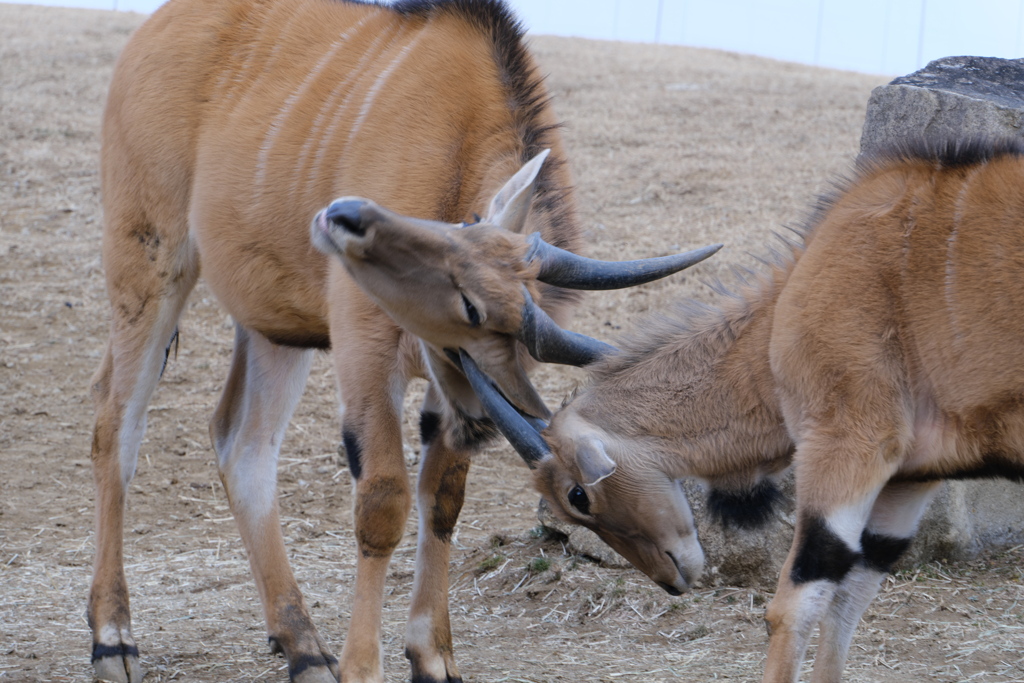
[660,550,694,594]
[656,581,684,597]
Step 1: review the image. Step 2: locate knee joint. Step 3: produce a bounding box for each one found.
[355,475,410,557]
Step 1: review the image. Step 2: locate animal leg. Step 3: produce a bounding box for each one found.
[809,480,940,683]
[762,436,898,683]
[404,385,470,683]
[209,325,337,683]
[89,218,197,683]
[332,308,411,683]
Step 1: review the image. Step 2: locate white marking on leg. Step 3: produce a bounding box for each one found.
[824,496,877,552]
[867,481,940,538]
[811,564,885,683]
[784,578,837,653]
[116,304,183,488]
[97,623,124,646]
[216,334,313,521]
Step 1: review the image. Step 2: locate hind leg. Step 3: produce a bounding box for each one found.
[210,325,337,682]
[809,480,939,683]
[89,212,197,682]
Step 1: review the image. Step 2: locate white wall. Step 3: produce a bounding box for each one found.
[9,0,1024,76]
[511,0,1024,75]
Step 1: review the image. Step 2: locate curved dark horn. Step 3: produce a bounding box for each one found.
[453,349,551,468]
[526,232,723,290]
[517,290,617,367]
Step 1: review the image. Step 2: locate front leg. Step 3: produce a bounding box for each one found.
[809,481,940,683]
[763,436,898,682]
[404,385,482,683]
[331,295,412,683]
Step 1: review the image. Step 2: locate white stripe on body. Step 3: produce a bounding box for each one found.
[308,25,415,193]
[253,24,367,195]
[290,20,401,200]
[340,32,426,158]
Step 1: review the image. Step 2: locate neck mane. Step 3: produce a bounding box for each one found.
[575,240,803,483]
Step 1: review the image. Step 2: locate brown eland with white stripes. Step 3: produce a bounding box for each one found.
[87,0,718,681]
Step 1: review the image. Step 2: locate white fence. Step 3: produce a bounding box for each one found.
[10,0,1024,75]
[511,0,1024,75]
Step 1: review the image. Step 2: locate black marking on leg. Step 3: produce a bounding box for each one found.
[790,515,859,584]
[707,480,783,530]
[91,642,140,663]
[342,428,363,479]
[289,653,338,679]
[268,636,284,656]
[860,531,911,573]
[420,410,442,447]
[448,406,498,451]
[159,327,179,378]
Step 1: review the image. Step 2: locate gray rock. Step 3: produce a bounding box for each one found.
[861,56,1024,156]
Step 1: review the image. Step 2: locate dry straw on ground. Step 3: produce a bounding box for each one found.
[2,3,1023,681]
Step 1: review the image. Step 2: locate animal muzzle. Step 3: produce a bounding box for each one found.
[325,198,368,237]
[310,197,375,259]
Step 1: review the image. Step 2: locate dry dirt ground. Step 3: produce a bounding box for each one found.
[2,3,1024,682]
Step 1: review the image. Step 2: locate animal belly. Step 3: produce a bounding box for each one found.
[193,203,332,348]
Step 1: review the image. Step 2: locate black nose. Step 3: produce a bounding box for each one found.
[325,199,367,237]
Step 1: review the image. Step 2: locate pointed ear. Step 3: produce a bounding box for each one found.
[575,437,616,485]
[485,149,550,233]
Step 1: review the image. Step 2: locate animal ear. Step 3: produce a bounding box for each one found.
[485,149,550,233]
[575,437,616,485]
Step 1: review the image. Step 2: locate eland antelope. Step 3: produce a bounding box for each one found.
[87,0,718,681]
[332,137,1024,682]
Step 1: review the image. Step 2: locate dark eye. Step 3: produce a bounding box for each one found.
[461,293,481,327]
[568,484,590,515]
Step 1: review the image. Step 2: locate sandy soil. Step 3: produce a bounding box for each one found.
[2,2,1023,682]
